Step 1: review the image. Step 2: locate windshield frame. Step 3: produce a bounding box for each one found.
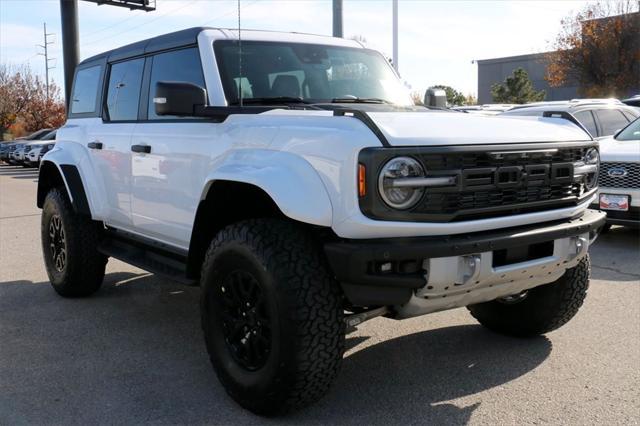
[212,40,413,106]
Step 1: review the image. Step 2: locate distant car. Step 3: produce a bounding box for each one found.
[24,131,57,167]
[591,118,640,230]
[9,143,26,165]
[3,129,53,165]
[0,143,11,163]
[502,99,640,139]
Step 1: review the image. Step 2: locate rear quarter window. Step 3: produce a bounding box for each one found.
[70,65,102,115]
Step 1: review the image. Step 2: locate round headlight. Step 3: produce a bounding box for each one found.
[378,157,425,209]
[584,148,599,190]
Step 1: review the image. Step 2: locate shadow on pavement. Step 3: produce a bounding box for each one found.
[0,271,552,425]
[589,226,640,282]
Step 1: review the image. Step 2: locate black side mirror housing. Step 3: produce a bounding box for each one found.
[154,81,207,116]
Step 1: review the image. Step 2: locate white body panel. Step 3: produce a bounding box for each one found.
[47,28,596,251]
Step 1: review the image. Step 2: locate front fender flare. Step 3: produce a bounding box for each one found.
[202,150,333,227]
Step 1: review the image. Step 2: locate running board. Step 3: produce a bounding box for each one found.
[99,230,196,286]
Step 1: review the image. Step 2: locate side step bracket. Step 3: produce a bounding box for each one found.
[99,230,196,285]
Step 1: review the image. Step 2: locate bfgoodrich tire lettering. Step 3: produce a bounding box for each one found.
[41,187,107,297]
[467,256,590,337]
[200,219,345,415]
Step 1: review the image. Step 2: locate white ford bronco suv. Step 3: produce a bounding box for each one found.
[38,28,605,415]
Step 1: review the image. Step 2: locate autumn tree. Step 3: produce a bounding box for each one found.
[491,68,545,104]
[432,85,467,106]
[546,1,640,98]
[0,64,65,140]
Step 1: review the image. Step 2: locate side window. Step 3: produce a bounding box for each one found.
[148,48,205,120]
[70,66,101,114]
[573,110,598,137]
[595,108,630,137]
[106,58,144,121]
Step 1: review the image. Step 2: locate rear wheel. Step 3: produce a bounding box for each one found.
[468,256,590,337]
[41,187,107,297]
[200,219,345,415]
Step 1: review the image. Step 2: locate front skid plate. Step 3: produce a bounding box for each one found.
[395,233,590,319]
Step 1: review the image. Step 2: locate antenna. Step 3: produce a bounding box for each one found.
[237,0,243,107]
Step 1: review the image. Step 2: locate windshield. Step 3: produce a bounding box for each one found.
[214,40,413,106]
[616,118,640,141]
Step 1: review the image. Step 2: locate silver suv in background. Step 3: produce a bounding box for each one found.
[502,99,639,139]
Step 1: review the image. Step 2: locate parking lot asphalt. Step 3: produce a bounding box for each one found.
[0,163,639,425]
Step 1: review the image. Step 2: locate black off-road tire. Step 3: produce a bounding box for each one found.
[41,187,107,297]
[200,219,345,416]
[467,256,590,337]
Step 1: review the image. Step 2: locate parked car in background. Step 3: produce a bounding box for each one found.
[2,129,53,165]
[0,143,11,163]
[24,131,57,167]
[591,118,640,230]
[502,99,640,139]
[9,143,26,165]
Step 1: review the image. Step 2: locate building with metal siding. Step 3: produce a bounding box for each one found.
[476,52,579,104]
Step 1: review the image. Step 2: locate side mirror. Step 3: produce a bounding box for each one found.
[424,88,447,108]
[154,81,207,116]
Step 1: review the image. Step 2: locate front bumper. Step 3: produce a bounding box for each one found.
[325,209,606,311]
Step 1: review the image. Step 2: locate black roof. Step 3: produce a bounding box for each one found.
[80,27,209,65]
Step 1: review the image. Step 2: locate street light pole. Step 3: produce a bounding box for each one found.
[60,0,79,112]
[333,0,343,38]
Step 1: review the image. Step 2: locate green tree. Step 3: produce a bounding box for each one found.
[491,68,545,104]
[432,85,467,106]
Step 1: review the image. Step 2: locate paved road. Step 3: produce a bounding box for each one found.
[1,164,639,425]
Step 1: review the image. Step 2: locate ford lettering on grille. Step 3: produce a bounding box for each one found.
[461,163,574,189]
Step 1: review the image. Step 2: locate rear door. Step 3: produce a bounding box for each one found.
[86,57,145,230]
[129,47,216,249]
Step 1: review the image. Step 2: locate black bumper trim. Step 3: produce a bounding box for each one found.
[325,209,606,307]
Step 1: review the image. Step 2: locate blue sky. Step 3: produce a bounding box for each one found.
[0,0,595,97]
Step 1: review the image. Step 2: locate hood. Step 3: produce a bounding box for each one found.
[367,112,592,146]
[599,136,640,162]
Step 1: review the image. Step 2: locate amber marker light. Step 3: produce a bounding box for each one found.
[358,164,366,197]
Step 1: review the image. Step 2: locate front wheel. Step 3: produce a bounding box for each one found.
[41,188,107,297]
[200,219,345,415]
[468,256,590,337]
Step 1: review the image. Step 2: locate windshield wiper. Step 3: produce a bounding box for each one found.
[330,96,391,104]
[230,97,312,105]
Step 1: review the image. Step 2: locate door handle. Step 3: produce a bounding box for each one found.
[131,144,151,154]
[87,141,103,150]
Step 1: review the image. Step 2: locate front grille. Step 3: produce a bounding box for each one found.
[599,162,640,189]
[412,148,588,221]
[359,144,595,223]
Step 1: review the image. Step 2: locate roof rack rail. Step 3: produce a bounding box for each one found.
[568,98,623,105]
